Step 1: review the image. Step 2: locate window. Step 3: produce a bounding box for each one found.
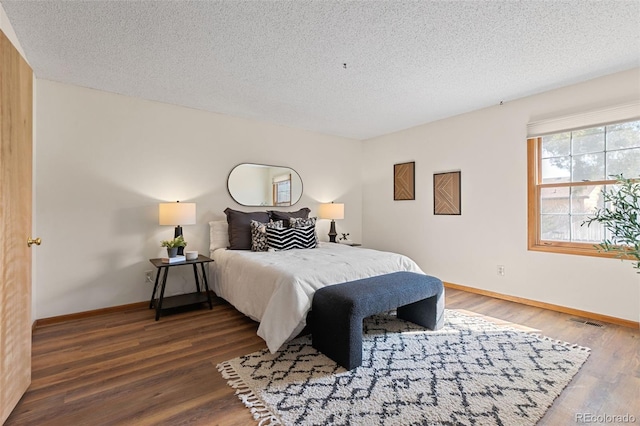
[273,174,292,206]
[528,119,640,257]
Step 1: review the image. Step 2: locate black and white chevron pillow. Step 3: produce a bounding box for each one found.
[266,225,317,251]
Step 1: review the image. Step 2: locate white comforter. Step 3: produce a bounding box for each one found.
[210,242,423,353]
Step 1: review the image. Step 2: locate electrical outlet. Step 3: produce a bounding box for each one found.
[145,270,154,283]
[497,265,505,276]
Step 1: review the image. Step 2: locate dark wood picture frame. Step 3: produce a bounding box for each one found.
[434,171,461,215]
[394,162,415,200]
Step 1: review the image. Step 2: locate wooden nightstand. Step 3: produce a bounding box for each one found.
[148,255,214,320]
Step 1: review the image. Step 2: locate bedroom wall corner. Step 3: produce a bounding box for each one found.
[34,80,363,319]
[361,67,640,324]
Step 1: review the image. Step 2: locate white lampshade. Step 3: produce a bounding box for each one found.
[318,203,344,220]
[159,202,196,226]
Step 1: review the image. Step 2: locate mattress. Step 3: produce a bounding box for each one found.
[210,242,423,352]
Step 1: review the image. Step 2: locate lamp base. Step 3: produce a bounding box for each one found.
[328,220,337,243]
[174,225,184,255]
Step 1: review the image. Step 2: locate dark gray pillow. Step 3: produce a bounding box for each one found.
[224,208,270,250]
[268,207,311,226]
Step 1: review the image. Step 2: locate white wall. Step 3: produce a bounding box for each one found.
[363,68,640,323]
[34,80,362,319]
[31,66,640,323]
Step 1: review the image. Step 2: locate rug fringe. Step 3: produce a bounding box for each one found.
[532,334,592,352]
[217,361,282,426]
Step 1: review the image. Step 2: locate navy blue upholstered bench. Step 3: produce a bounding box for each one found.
[311,271,444,370]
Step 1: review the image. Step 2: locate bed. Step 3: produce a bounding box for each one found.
[209,220,424,353]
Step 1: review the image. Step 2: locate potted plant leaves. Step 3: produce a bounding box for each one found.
[161,235,187,258]
[582,174,640,272]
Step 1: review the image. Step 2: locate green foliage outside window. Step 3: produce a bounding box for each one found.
[582,175,640,272]
[539,120,640,245]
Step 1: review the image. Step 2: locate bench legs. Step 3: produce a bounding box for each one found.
[397,292,445,331]
[312,310,363,371]
[312,292,445,370]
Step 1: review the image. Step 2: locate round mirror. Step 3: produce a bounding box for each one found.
[227,163,303,207]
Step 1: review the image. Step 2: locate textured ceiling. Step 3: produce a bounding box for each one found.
[2,0,639,140]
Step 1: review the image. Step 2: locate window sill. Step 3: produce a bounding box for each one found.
[528,241,622,259]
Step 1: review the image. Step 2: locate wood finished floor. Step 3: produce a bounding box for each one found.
[5,289,639,425]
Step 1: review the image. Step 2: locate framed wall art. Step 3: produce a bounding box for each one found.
[394,162,415,200]
[434,171,461,215]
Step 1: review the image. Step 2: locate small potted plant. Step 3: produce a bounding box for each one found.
[161,235,187,258]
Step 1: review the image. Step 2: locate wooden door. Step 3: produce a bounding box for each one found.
[0,29,33,424]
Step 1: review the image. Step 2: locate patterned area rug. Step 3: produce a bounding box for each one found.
[217,310,590,425]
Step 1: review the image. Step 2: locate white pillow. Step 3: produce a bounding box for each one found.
[209,220,229,252]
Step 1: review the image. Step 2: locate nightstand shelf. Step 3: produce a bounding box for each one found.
[148,255,214,320]
[152,292,209,310]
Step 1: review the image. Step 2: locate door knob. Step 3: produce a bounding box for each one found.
[27,237,41,247]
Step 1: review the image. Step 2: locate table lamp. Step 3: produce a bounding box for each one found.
[159,201,196,255]
[318,202,344,243]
